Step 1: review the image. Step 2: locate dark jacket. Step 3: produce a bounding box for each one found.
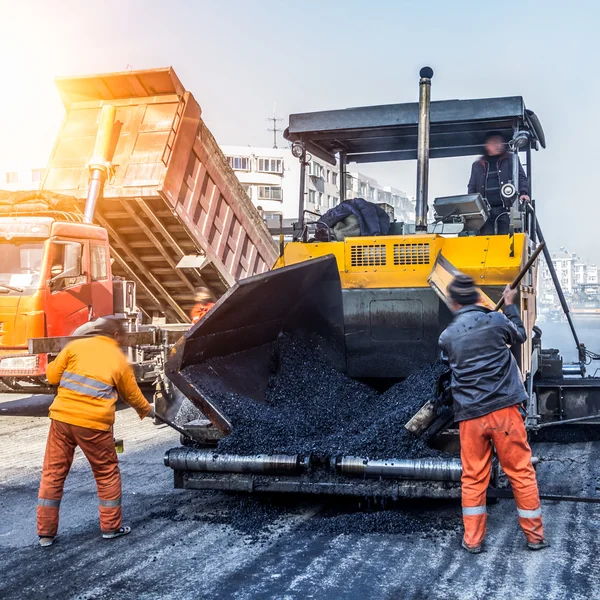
[438,304,528,422]
[468,153,529,206]
[316,198,390,241]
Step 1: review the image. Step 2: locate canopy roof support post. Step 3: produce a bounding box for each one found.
[295,143,307,241]
[415,67,433,232]
[339,151,346,203]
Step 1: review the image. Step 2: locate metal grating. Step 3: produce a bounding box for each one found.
[393,243,431,265]
[350,244,387,267]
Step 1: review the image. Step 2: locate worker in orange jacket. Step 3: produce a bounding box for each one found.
[439,274,548,554]
[190,286,215,325]
[37,316,153,547]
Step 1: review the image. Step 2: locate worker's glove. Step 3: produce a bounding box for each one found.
[146,406,156,419]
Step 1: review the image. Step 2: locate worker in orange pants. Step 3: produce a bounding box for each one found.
[439,274,548,553]
[460,405,544,550]
[37,316,153,547]
[38,421,123,537]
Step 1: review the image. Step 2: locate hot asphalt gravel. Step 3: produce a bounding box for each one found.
[184,335,449,459]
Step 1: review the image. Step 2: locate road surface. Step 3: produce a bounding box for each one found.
[0,393,599,600]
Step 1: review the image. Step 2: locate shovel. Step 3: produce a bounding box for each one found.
[154,412,196,441]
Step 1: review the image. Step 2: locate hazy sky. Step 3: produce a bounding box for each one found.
[1,0,598,263]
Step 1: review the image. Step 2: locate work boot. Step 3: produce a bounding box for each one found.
[102,526,131,540]
[462,539,483,554]
[527,539,549,551]
[39,536,54,547]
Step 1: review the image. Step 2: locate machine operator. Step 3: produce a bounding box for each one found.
[37,316,154,547]
[439,274,548,554]
[468,131,530,235]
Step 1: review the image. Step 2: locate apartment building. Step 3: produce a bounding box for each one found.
[539,248,599,304]
[220,145,414,222]
[0,165,45,191]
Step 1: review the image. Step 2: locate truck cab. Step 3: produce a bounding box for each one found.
[0,212,112,385]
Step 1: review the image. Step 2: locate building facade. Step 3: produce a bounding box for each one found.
[538,248,599,309]
[0,165,45,191]
[220,145,414,223]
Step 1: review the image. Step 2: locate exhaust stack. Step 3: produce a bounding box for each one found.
[415,67,433,232]
[83,104,116,223]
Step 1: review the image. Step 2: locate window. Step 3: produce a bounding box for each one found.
[0,242,44,290]
[326,170,331,183]
[242,184,252,198]
[308,190,316,204]
[90,245,109,281]
[258,186,282,201]
[257,158,283,173]
[310,162,322,178]
[318,192,323,206]
[49,242,85,290]
[5,172,18,184]
[227,156,249,171]
[31,168,45,183]
[332,172,338,186]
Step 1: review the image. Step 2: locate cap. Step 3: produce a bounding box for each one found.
[448,274,480,306]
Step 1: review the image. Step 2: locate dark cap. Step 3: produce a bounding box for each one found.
[72,316,126,338]
[448,274,480,306]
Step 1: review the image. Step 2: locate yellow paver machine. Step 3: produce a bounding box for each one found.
[164,68,600,498]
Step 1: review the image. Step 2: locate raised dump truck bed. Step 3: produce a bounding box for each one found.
[43,68,277,322]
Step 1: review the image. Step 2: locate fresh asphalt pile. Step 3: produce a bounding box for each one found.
[182,335,450,459]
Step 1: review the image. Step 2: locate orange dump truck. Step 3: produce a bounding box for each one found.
[0,68,277,392]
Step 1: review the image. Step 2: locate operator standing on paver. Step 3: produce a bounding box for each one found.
[438,274,548,554]
[37,316,154,547]
[468,131,530,235]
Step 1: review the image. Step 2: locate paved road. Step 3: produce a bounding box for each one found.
[1,394,599,600]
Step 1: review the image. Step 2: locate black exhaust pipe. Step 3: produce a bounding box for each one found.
[415,67,434,232]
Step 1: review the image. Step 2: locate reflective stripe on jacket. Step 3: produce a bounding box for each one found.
[46,335,151,431]
[438,304,528,422]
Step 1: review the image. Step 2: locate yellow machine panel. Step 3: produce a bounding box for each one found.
[279,233,530,289]
[277,232,537,377]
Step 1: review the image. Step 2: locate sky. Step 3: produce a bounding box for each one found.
[0,0,598,263]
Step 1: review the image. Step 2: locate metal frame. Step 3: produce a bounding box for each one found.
[286,85,544,236]
[285,96,544,165]
[174,471,462,499]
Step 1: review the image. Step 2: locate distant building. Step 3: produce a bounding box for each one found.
[538,248,599,308]
[0,165,45,191]
[345,173,415,223]
[220,145,414,223]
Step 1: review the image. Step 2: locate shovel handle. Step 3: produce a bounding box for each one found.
[494,241,545,311]
[154,412,193,439]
